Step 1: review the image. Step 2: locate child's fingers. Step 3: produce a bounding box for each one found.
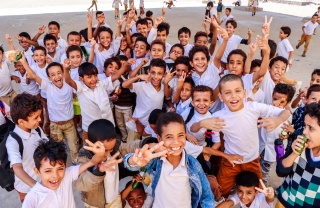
[259,179,267,190]
[151,149,168,159]
[148,141,164,153]
[139,144,150,156]
[255,187,264,193]
[85,139,95,147]
[111,152,120,160]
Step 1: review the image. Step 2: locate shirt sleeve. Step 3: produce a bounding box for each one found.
[6,136,22,166]
[147,27,157,45]
[229,193,240,205]
[37,39,44,46]
[255,102,284,118]
[66,165,81,181]
[283,39,294,52]
[22,192,36,208]
[113,35,123,55]
[100,76,115,92]
[39,79,49,91]
[74,80,83,94]
[130,82,143,94]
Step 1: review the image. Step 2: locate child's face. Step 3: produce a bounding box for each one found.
[251,66,263,85]
[170,46,183,58]
[226,23,236,35]
[44,40,58,54]
[180,82,192,101]
[279,29,288,40]
[311,15,318,23]
[48,24,60,37]
[120,37,128,51]
[178,32,190,46]
[310,74,320,86]
[33,50,46,66]
[150,44,165,59]
[219,80,245,112]
[149,67,165,88]
[102,139,117,159]
[175,63,189,77]
[127,189,146,208]
[136,24,149,37]
[104,62,119,77]
[236,185,257,206]
[99,31,113,48]
[35,159,66,190]
[134,41,148,58]
[19,39,31,51]
[227,54,245,76]
[156,30,168,43]
[146,20,153,31]
[48,66,64,88]
[190,51,208,76]
[67,35,81,47]
[14,61,26,75]
[68,50,83,69]
[303,114,320,149]
[272,92,289,108]
[80,74,98,89]
[18,109,42,132]
[195,36,208,47]
[191,91,213,114]
[307,91,320,104]
[96,13,105,23]
[269,60,287,83]
[225,9,230,16]
[158,122,186,156]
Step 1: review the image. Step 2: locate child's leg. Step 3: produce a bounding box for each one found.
[82,130,89,145]
[260,150,274,185]
[50,121,64,142]
[124,3,128,11]
[115,107,132,141]
[62,119,80,162]
[303,35,312,54]
[297,33,307,48]
[40,97,50,135]
[73,115,81,143]
[275,201,286,208]
[94,0,98,10]
[241,157,263,180]
[16,190,27,203]
[0,90,17,106]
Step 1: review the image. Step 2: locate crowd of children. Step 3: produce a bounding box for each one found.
[0,2,320,208]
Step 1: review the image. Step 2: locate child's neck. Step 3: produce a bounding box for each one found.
[228,33,234,38]
[312,146,320,157]
[99,43,111,50]
[280,37,286,41]
[38,62,46,68]
[166,153,182,169]
[48,51,56,58]
[181,97,190,102]
[17,125,31,133]
[152,83,161,91]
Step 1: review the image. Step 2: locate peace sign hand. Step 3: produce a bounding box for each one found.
[99,152,123,172]
[255,179,274,201]
[261,16,273,36]
[164,68,176,85]
[84,139,106,164]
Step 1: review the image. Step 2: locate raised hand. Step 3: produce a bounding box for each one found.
[257,34,270,54]
[162,6,166,16]
[83,139,106,163]
[127,58,136,65]
[87,10,93,23]
[5,34,13,43]
[248,37,258,55]
[164,68,176,85]
[248,27,252,36]
[200,117,226,132]
[89,38,96,48]
[258,117,281,132]
[255,179,274,200]
[99,152,123,172]
[63,58,72,70]
[155,16,165,27]
[126,21,135,32]
[117,14,126,27]
[139,74,151,82]
[261,16,273,36]
[219,26,229,40]
[38,25,46,34]
[177,71,186,87]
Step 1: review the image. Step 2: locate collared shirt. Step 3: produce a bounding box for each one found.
[221,14,235,24]
[46,48,64,63]
[183,43,194,56]
[230,192,273,208]
[0,60,13,97]
[0,101,10,125]
[259,71,275,105]
[31,63,49,98]
[12,70,40,96]
[6,126,47,193]
[38,37,68,52]
[218,34,243,63]
[277,38,293,60]
[153,150,192,208]
[303,21,319,35]
[176,97,192,115]
[69,68,79,81]
[93,23,111,29]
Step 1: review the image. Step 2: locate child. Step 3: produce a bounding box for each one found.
[121,176,150,208]
[251,0,259,16]
[124,112,215,207]
[43,34,64,63]
[74,119,123,208]
[5,93,47,202]
[276,102,320,208]
[217,171,274,207]
[191,74,291,198]
[128,36,150,77]
[149,39,166,60]
[206,1,217,19]
[59,31,83,64]
[247,59,265,103]
[113,0,123,19]
[22,138,106,208]
[178,27,193,56]
[156,22,171,58]
[93,11,111,29]
[296,14,319,57]
[277,26,294,70]
[88,0,98,10]
[216,0,224,22]
[220,8,234,26]
[166,43,184,64]
[118,32,132,58]
[175,77,194,114]
[21,57,80,164]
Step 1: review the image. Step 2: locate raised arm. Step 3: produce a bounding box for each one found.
[208,17,219,56]
[111,61,131,82]
[172,72,186,104]
[252,34,270,83]
[163,68,175,99]
[244,38,257,75]
[213,27,229,69]
[88,38,96,63]
[129,57,149,78]
[20,54,42,85]
[247,27,252,45]
[87,10,94,40]
[30,25,47,46]
[63,59,77,91]
[5,34,15,50]
[122,74,149,89]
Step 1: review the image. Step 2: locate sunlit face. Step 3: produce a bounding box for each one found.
[67,34,81,46]
[190,51,208,76]
[219,80,245,112]
[150,44,165,59]
[35,159,66,190]
[227,54,245,76]
[175,64,189,77]
[191,91,213,114]
[14,61,26,75]
[279,29,288,40]
[136,24,149,37]
[311,15,318,23]
[195,36,208,46]
[80,74,98,89]
[19,39,31,51]
[104,62,119,77]
[303,114,320,149]
[134,41,148,58]
[146,19,153,31]
[33,49,46,66]
[225,9,230,16]
[272,92,289,108]
[170,46,183,59]
[237,185,257,207]
[96,13,105,23]
[180,82,192,102]
[127,188,146,208]
[99,31,113,49]
[306,91,320,104]
[178,32,190,46]
[226,23,236,36]
[48,65,64,89]
[48,24,60,37]
[149,66,165,88]
[68,50,83,69]
[18,109,42,132]
[45,39,58,54]
[120,37,128,51]
[310,74,320,86]
[269,60,287,83]
[156,30,168,43]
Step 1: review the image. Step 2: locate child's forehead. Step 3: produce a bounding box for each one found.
[48,24,59,29]
[237,185,256,192]
[151,44,164,50]
[312,73,320,78]
[137,23,148,28]
[271,60,286,67]
[48,65,63,73]
[157,30,167,34]
[150,66,165,73]
[99,31,112,37]
[69,50,81,56]
[40,158,66,168]
[135,40,147,47]
[221,80,244,90]
[193,90,211,98]
[34,49,46,55]
[179,32,190,37]
[228,54,244,62]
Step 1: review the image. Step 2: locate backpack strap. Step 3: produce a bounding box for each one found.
[0,100,6,116]
[185,104,195,124]
[35,127,41,138]
[9,132,23,157]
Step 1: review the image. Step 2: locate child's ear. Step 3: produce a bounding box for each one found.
[191,100,195,107]
[79,76,84,82]
[157,135,162,142]
[218,93,223,102]
[189,61,194,68]
[34,167,40,176]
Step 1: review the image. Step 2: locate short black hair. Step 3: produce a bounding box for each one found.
[136,19,148,27]
[194,31,208,43]
[226,19,237,28]
[218,74,244,93]
[306,84,320,99]
[97,26,113,38]
[227,49,247,63]
[226,7,231,12]
[170,43,185,55]
[34,46,47,56]
[135,36,150,50]
[236,171,259,188]
[250,59,262,72]
[67,31,81,41]
[207,1,213,7]
[267,39,277,59]
[149,58,166,72]
[156,112,186,137]
[78,62,98,77]
[79,28,94,42]
[46,62,64,77]
[140,137,158,147]
[312,13,318,18]
[125,180,145,194]
[304,102,320,126]
[88,119,116,143]
[311,69,320,77]
[0,46,4,54]
[184,77,195,89]
[118,55,129,62]
[269,56,288,69]
[145,17,153,26]
[104,57,121,69]
[273,83,295,102]
[178,27,191,37]
[151,39,166,52]
[34,139,67,170]
[131,33,144,43]
[280,26,291,37]
[174,56,191,72]
[146,10,153,17]
[157,22,170,35]
[192,85,213,100]
[43,34,57,45]
[66,45,83,58]
[10,93,43,124]
[96,11,104,16]
[19,32,31,40]
[148,109,165,124]
[48,21,60,30]
[188,45,210,61]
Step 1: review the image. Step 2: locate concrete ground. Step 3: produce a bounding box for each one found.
[0,0,319,207]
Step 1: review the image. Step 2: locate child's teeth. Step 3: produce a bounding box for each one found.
[172,147,180,151]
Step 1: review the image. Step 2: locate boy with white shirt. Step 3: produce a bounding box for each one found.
[156,22,172,58]
[178,27,193,56]
[22,138,106,208]
[6,94,47,202]
[220,8,234,26]
[296,14,319,57]
[59,31,83,64]
[94,11,111,29]
[21,58,79,164]
[43,34,64,63]
[191,74,291,198]
[277,26,294,70]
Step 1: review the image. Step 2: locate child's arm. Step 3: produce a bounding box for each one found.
[213,27,229,69]
[63,59,78,91]
[255,179,275,204]
[147,16,164,44]
[258,109,291,132]
[111,61,131,82]
[88,38,96,63]
[12,164,37,188]
[172,72,186,104]
[163,68,175,99]
[121,174,144,206]
[288,50,294,68]
[125,21,134,48]
[116,15,125,38]
[87,10,94,40]
[207,16,219,56]
[244,39,257,75]
[190,117,226,133]
[122,73,150,89]
[31,25,46,45]
[203,147,243,166]
[129,57,149,78]
[247,27,252,45]
[202,21,210,35]
[20,54,42,85]
[252,34,270,83]
[5,34,15,50]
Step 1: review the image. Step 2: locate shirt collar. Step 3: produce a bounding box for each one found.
[161,149,187,168]
[180,97,192,108]
[14,125,40,140]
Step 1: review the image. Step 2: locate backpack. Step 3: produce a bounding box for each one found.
[0,103,41,192]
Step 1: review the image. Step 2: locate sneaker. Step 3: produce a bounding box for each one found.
[302,53,306,57]
[296,44,300,49]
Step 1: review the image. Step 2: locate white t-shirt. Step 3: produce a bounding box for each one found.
[31,64,49,98]
[0,101,10,125]
[277,38,293,60]
[303,21,319,35]
[93,23,111,29]
[183,43,193,56]
[40,80,74,122]
[75,78,115,131]
[230,192,273,208]
[22,166,80,208]
[209,7,217,18]
[69,68,79,81]
[144,124,157,138]
[211,101,284,163]
[47,49,64,63]
[175,97,192,115]
[0,61,13,97]
[248,88,265,104]
[6,126,47,193]
[38,37,68,52]
[12,71,40,96]
[130,82,164,127]
[218,34,243,63]
[221,14,235,24]
[184,141,203,158]
[259,71,275,105]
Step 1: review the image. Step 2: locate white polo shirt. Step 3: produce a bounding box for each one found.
[22,165,80,208]
[164,42,172,59]
[130,82,164,127]
[184,141,203,158]
[69,68,79,81]
[75,78,115,131]
[303,21,319,35]
[0,61,13,97]
[31,64,49,98]
[183,43,194,56]
[221,14,235,25]
[248,88,265,104]
[93,23,111,29]
[46,48,64,63]
[0,101,10,125]
[218,34,243,63]
[277,38,293,60]
[6,126,47,193]
[230,192,273,208]
[176,97,192,115]
[40,80,74,122]
[259,71,275,105]
[38,37,68,52]
[153,150,192,208]
[12,71,40,96]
